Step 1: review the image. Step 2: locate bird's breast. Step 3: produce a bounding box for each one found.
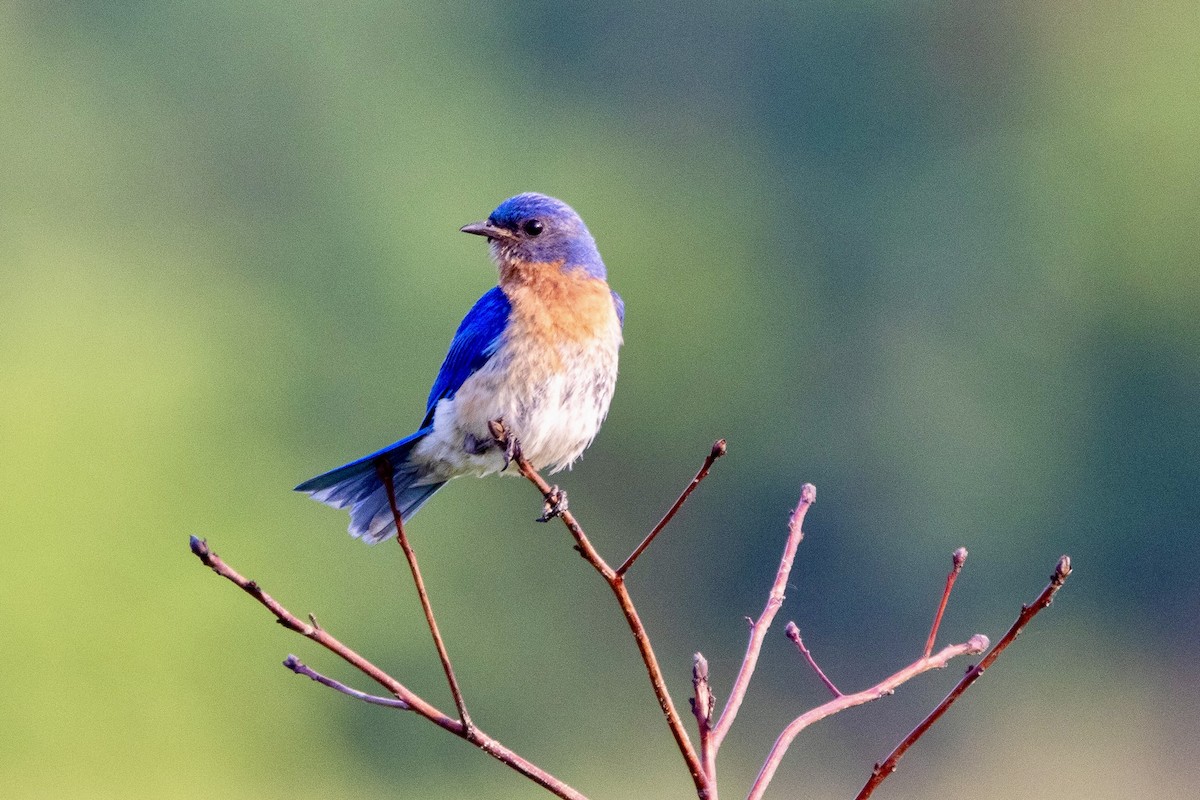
[500,261,621,353]
[414,265,621,477]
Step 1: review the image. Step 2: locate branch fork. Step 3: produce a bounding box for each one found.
[488,420,724,798]
[191,428,1071,800]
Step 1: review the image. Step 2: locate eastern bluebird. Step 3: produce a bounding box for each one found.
[295,193,624,543]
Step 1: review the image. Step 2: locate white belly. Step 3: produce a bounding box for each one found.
[412,334,619,479]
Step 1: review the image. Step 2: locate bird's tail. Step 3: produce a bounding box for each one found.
[295,428,446,544]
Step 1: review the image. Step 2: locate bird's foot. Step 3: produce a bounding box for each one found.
[502,434,523,472]
[488,418,523,471]
[538,486,569,522]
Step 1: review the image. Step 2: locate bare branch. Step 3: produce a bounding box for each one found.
[376,458,472,731]
[691,653,715,730]
[923,547,968,658]
[617,439,727,576]
[490,420,713,799]
[284,654,410,709]
[189,536,590,800]
[691,653,716,785]
[746,635,990,800]
[198,429,1070,800]
[784,621,842,698]
[711,484,817,751]
[855,555,1073,800]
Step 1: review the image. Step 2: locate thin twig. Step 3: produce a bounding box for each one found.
[923,547,968,658]
[284,654,411,708]
[746,635,990,800]
[376,458,473,732]
[784,621,842,698]
[710,483,817,760]
[855,555,1073,800]
[189,536,589,800]
[690,653,716,785]
[617,439,727,576]
[490,421,713,800]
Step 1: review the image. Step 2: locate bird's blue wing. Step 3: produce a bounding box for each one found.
[421,286,512,427]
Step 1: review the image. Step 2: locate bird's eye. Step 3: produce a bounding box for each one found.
[522,219,544,236]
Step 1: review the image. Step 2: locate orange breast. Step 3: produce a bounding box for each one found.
[500,261,620,367]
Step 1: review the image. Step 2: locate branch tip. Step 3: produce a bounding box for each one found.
[952,547,968,569]
[692,652,714,727]
[925,547,968,658]
[284,654,413,711]
[713,483,816,749]
[966,634,990,653]
[616,437,726,576]
[189,535,211,560]
[854,555,1074,800]
[1054,554,1072,583]
[785,621,842,697]
[749,637,987,800]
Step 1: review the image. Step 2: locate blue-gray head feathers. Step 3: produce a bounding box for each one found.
[461,193,605,279]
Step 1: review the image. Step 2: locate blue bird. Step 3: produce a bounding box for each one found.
[296,193,624,543]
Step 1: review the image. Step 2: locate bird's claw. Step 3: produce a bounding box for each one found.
[487,418,522,471]
[502,434,523,471]
[538,486,569,522]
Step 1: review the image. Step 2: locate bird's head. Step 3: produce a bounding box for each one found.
[461,193,605,280]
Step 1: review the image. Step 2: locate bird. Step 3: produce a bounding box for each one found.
[295,193,624,543]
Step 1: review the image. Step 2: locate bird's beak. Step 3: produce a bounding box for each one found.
[460,221,511,240]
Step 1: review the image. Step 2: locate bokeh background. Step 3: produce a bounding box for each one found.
[3,2,1197,798]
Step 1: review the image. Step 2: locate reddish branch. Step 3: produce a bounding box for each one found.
[194,430,1072,800]
[284,654,410,708]
[690,653,715,784]
[376,458,472,731]
[188,536,589,800]
[617,439,727,576]
[492,421,716,799]
[746,635,991,800]
[855,555,1074,800]
[710,484,816,757]
[784,622,842,698]
[924,547,968,658]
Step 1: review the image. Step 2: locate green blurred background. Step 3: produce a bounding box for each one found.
[3,2,1197,798]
